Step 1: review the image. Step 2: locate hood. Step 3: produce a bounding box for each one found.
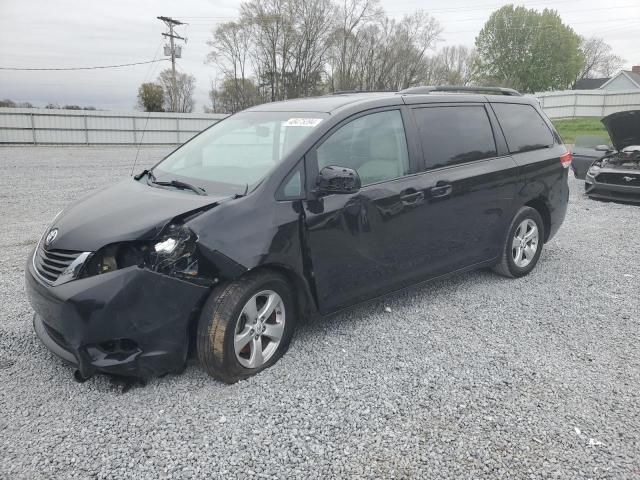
[601,110,640,151]
[47,178,228,251]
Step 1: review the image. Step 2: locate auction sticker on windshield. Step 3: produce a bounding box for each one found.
[284,118,323,127]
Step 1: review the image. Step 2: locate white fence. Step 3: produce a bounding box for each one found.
[536,89,640,119]
[0,108,227,145]
[2,90,640,145]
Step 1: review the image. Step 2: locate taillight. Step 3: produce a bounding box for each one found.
[560,150,572,168]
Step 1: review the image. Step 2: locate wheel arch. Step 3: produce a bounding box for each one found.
[524,197,552,242]
[246,264,317,319]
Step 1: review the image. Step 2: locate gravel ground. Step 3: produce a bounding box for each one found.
[1,146,639,479]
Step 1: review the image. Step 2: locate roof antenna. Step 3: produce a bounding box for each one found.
[131,111,152,176]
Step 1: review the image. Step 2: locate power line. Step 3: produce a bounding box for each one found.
[141,41,165,84]
[0,59,168,71]
[177,2,640,28]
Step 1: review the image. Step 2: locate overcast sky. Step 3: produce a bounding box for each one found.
[1,0,638,111]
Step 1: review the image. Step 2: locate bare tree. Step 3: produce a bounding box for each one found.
[240,0,292,102]
[205,0,443,101]
[328,9,441,91]
[288,0,336,97]
[577,36,625,80]
[388,11,442,89]
[329,0,383,91]
[210,0,336,102]
[428,45,478,86]
[158,69,196,113]
[207,21,259,110]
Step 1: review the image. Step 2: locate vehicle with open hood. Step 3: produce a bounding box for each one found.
[26,87,570,383]
[585,110,640,203]
[570,135,612,180]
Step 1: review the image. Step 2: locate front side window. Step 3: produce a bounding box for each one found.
[153,112,327,194]
[316,110,410,186]
[413,106,497,171]
[492,103,554,154]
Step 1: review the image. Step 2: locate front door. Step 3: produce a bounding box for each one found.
[303,108,426,313]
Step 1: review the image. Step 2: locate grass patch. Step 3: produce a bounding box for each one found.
[551,117,609,145]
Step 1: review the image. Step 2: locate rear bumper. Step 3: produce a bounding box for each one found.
[585,175,640,204]
[25,251,210,379]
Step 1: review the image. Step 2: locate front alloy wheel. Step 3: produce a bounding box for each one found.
[197,271,295,383]
[234,290,285,369]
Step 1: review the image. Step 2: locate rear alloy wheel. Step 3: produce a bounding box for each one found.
[511,219,539,268]
[197,271,295,383]
[493,206,545,278]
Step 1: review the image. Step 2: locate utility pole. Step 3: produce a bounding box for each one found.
[157,16,185,112]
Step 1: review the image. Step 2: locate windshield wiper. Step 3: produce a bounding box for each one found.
[152,179,207,196]
[134,169,155,181]
[234,183,249,198]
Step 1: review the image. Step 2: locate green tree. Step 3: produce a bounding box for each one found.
[137,82,164,112]
[475,5,583,92]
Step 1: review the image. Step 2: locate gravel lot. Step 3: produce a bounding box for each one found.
[1,146,639,479]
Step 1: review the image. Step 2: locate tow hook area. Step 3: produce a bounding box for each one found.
[73,369,93,383]
[73,350,97,383]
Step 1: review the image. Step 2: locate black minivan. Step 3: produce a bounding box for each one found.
[26,87,570,383]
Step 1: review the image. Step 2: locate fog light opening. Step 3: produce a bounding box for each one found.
[98,338,139,354]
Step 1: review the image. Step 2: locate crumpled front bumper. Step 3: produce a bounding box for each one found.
[25,251,210,379]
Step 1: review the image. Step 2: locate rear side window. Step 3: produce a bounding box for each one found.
[413,106,497,171]
[492,103,554,153]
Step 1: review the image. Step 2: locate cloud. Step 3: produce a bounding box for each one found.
[1,0,637,110]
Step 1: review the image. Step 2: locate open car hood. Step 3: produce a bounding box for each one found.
[601,110,640,151]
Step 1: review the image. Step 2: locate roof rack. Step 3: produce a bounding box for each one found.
[398,85,522,96]
[327,90,394,95]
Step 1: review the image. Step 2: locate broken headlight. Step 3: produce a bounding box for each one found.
[149,224,198,277]
[82,224,199,279]
[587,164,601,176]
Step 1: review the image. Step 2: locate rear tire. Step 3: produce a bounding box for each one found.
[493,206,545,278]
[197,271,296,384]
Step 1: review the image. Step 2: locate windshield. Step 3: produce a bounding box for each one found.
[152,111,328,194]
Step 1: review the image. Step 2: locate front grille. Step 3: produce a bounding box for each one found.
[596,172,640,187]
[34,245,83,284]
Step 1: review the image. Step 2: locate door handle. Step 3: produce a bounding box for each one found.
[430,184,452,198]
[400,191,424,205]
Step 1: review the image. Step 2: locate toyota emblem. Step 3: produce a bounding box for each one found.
[45,228,58,247]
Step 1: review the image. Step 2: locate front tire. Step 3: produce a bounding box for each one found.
[197,271,296,383]
[493,206,545,278]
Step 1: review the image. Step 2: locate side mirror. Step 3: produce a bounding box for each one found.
[595,144,612,152]
[315,166,361,195]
